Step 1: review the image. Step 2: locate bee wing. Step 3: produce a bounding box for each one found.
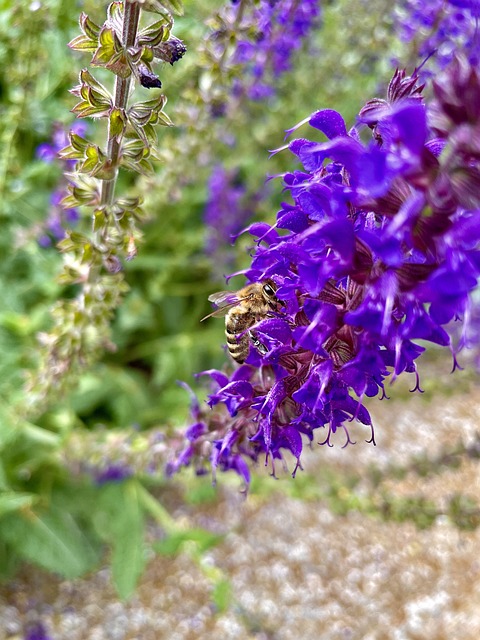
[207,290,238,305]
[201,291,241,322]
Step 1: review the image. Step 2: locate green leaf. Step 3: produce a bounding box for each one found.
[91,27,116,66]
[0,492,38,518]
[58,145,83,160]
[143,0,184,16]
[78,68,112,99]
[94,209,106,232]
[68,35,98,53]
[107,0,125,25]
[71,101,111,119]
[109,108,126,140]
[137,20,169,47]
[70,132,90,151]
[155,110,173,127]
[81,243,94,264]
[78,144,107,175]
[95,481,146,599]
[212,578,232,613]
[154,528,224,557]
[0,505,99,578]
[68,231,90,246]
[60,194,82,209]
[80,12,101,40]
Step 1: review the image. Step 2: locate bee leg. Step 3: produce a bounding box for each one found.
[248,330,268,355]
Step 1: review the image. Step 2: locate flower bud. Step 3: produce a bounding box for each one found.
[153,36,186,65]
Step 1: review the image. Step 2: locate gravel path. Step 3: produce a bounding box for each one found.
[2,361,480,640]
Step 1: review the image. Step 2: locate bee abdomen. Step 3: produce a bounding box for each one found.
[225,311,254,363]
[227,336,250,363]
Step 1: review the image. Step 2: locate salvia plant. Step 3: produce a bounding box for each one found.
[231,0,322,101]
[200,0,322,115]
[394,0,480,75]
[3,0,480,617]
[201,1,322,269]
[168,54,480,489]
[25,0,186,409]
[147,0,323,272]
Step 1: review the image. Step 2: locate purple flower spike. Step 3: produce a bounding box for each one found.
[393,1,480,75]
[169,57,480,489]
[231,0,322,101]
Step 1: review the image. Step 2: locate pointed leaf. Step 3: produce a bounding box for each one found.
[68,35,98,52]
[96,481,146,599]
[143,0,184,16]
[79,68,112,98]
[80,12,101,40]
[58,145,83,160]
[0,506,99,578]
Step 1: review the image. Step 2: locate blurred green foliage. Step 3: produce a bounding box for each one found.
[0,0,401,429]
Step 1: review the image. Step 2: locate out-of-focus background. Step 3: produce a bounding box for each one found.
[1,0,480,637]
[0,0,400,430]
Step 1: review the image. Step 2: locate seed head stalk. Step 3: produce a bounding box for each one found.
[26,0,185,411]
[101,1,141,207]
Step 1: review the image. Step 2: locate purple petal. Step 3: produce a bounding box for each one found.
[309,109,348,139]
[276,426,303,459]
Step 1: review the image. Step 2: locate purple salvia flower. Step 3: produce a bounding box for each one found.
[231,0,322,100]
[204,166,247,254]
[169,55,480,488]
[204,165,263,273]
[393,0,480,75]
[35,143,57,163]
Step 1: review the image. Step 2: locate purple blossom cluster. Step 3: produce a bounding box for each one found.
[394,0,480,74]
[36,121,87,247]
[233,0,322,101]
[204,165,263,272]
[168,55,480,488]
[204,166,247,258]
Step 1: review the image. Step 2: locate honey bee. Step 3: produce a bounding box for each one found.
[201,279,281,363]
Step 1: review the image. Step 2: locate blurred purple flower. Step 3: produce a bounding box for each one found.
[24,622,52,640]
[36,121,87,163]
[35,122,87,247]
[35,144,57,163]
[204,165,262,273]
[169,56,480,488]
[393,0,480,75]
[94,463,133,485]
[229,0,322,100]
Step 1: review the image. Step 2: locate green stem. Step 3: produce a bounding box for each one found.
[100,0,141,206]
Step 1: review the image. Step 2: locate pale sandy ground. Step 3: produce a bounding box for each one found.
[1,356,480,640]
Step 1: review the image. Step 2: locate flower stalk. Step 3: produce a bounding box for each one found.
[26,0,185,411]
[101,0,141,206]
